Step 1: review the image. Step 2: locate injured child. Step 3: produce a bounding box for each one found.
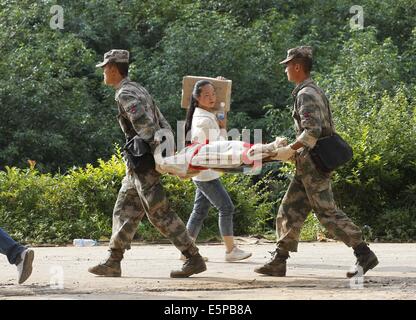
[155,136,291,179]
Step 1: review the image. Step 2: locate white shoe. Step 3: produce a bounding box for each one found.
[17,249,34,284]
[179,253,208,262]
[225,246,252,262]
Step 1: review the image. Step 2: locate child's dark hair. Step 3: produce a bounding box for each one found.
[184,80,214,144]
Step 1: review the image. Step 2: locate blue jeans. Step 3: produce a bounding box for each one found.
[0,227,26,265]
[186,178,235,238]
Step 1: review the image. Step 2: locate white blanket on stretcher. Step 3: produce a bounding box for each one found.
[155,138,287,179]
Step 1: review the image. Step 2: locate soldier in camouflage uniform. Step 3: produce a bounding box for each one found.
[254,46,378,278]
[89,49,206,278]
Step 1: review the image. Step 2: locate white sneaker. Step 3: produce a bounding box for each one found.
[16,249,34,284]
[179,253,209,262]
[225,246,252,262]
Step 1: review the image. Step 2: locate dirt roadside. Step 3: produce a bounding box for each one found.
[1,240,415,300]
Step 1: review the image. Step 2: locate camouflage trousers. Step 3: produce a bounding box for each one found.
[109,165,197,255]
[276,152,363,252]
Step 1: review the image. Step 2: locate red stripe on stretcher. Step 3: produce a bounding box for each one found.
[241,143,254,165]
[241,142,262,171]
[188,140,209,171]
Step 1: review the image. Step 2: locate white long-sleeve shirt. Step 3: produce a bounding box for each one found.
[191,107,225,181]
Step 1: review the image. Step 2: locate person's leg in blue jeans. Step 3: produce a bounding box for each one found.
[0,227,26,264]
[186,179,252,262]
[186,187,213,239]
[0,227,34,284]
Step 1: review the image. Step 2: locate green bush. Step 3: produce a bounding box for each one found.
[300,214,326,242]
[373,208,416,242]
[0,152,125,244]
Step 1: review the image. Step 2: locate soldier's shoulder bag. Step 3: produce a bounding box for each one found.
[124,136,155,172]
[302,83,353,173]
[309,133,353,173]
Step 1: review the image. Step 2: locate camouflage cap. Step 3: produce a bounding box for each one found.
[96,49,129,68]
[279,46,313,64]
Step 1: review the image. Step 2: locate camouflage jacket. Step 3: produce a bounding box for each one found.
[292,78,334,149]
[115,77,172,150]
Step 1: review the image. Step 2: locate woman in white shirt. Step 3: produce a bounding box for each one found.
[183,79,252,262]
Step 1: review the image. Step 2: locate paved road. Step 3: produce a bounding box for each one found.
[1,240,415,300]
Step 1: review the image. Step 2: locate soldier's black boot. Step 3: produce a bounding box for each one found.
[254,248,289,277]
[346,242,378,278]
[170,249,207,278]
[88,249,123,277]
